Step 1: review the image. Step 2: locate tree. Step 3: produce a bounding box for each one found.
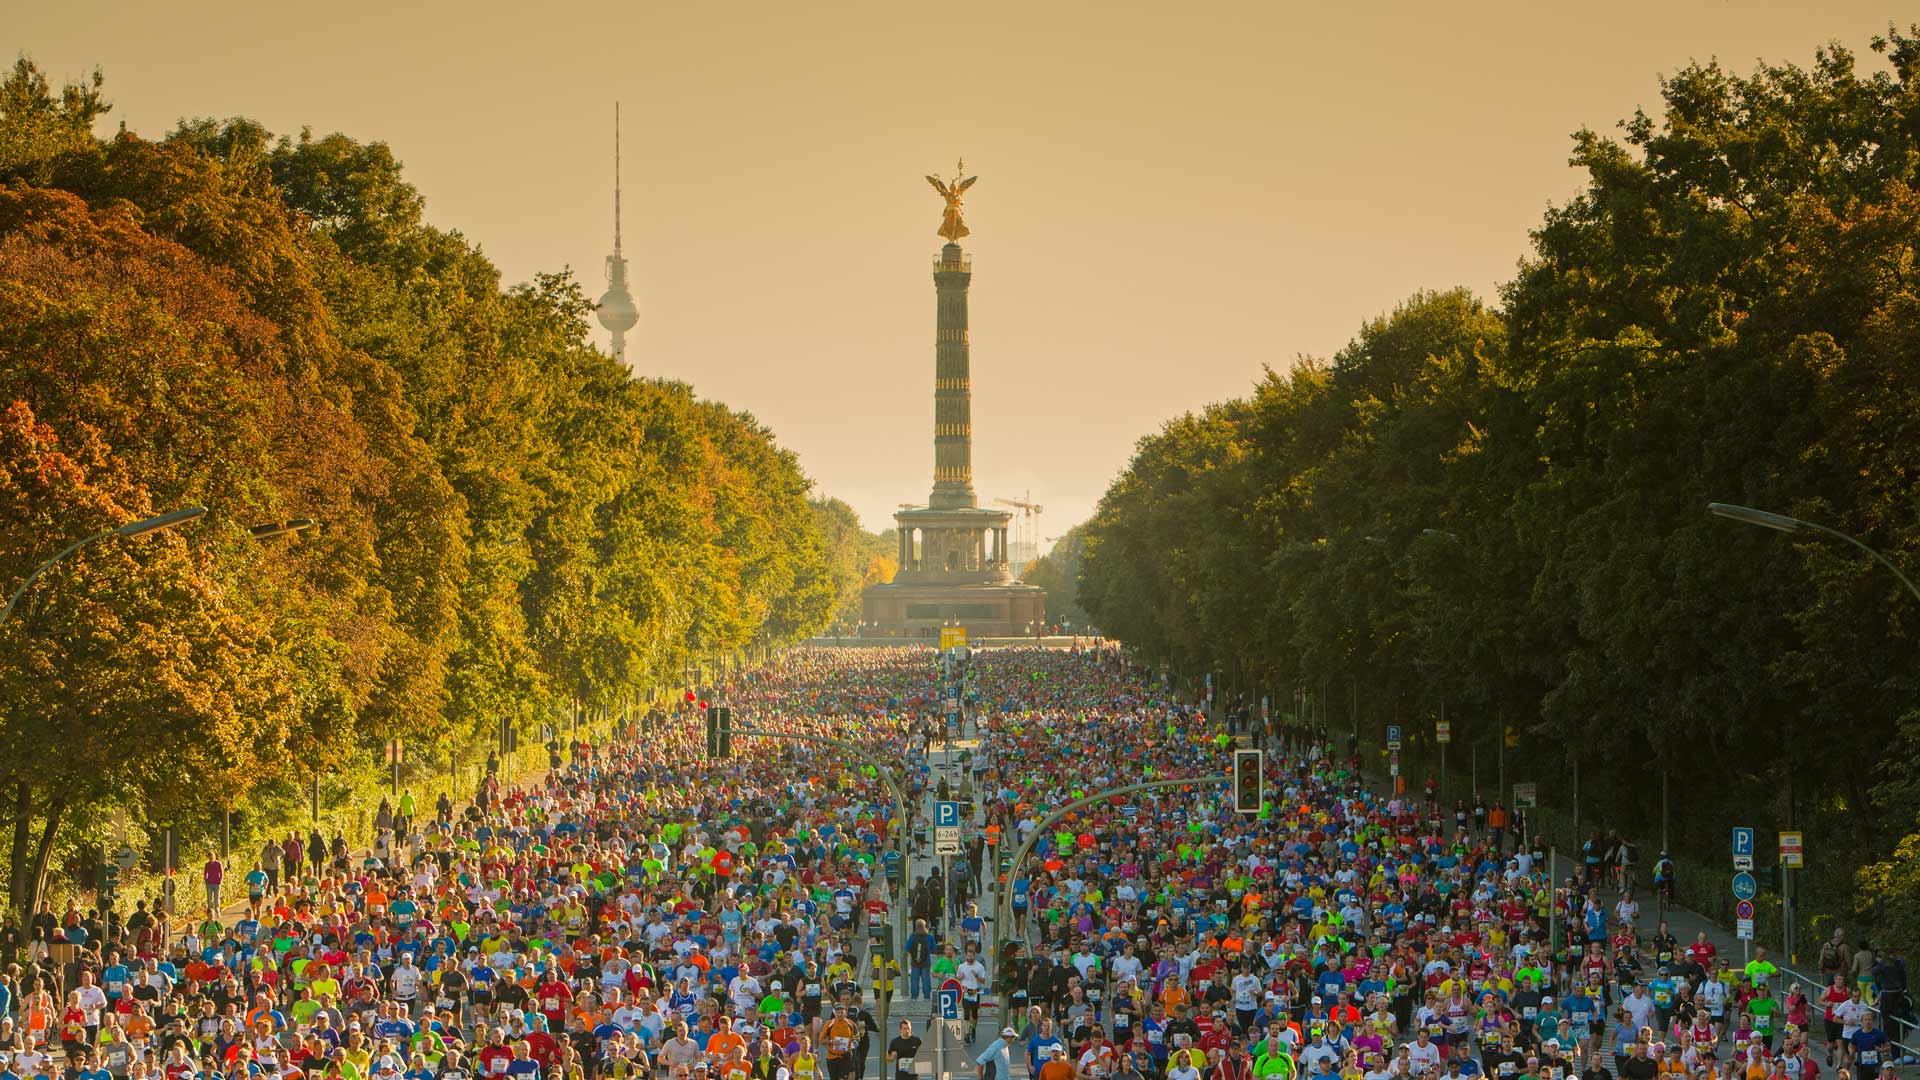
[1081,26,1920,953]
[0,59,847,911]
[0,402,303,924]
[1022,524,1089,626]
[0,58,107,177]
[812,497,898,623]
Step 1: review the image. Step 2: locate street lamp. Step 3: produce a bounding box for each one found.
[247,518,316,541]
[1708,502,1920,605]
[1,505,208,630]
[118,506,207,538]
[1707,499,1920,964]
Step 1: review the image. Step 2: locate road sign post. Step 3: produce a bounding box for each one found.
[935,799,962,853]
[1732,870,1758,961]
[1779,831,1804,964]
[385,739,404,794]
[935,980,963,1080]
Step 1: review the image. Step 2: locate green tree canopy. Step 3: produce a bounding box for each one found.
[1081,25,1920,954]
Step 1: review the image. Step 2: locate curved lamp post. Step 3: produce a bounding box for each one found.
[728,724,916,1052]
[0,506,208,631]
[1707,501,1920,965]
[1708,503,1920,606]
[993,773,1229,1033]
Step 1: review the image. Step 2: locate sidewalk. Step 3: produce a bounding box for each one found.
[895,714,991,1079]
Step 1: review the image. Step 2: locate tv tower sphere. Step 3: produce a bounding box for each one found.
[598,103,640,361]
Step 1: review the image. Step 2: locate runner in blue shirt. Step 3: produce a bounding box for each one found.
[100,958,129,1002]
[1852,1013,1892,1080]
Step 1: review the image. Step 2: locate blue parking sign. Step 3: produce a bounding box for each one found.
[1732,827,1754,857]
[938,988,960,1021]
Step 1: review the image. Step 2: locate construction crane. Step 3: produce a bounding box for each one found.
[992,493,1044,577]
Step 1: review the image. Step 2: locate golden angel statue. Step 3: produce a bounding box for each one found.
[926,160,977,243]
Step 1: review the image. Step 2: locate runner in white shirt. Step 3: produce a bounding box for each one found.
[74,979,108,1028]
[1079,1042,1117,1079]
[1699,974,1728,1020]
[1838,996,1872,1042]
[728,973,761,1014]
[391,956,422,1013]
[957,956,989,993]
[1232,972,1264,1019]
[1614,894,1640,929]
[1405,1032,1443,1076]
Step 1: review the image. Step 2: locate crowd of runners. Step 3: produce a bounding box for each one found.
[0,645,1909,1080]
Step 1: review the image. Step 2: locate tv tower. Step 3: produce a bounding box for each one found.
[596,102,640,364]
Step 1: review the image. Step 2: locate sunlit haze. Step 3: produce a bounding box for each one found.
[16,0,1899,536]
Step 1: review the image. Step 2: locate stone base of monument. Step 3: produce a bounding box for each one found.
[859,579,1048,640]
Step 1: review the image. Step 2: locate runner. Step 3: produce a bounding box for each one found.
[0,645,1887,1080]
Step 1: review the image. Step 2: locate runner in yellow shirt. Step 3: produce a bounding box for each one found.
[790,1036,821,1080]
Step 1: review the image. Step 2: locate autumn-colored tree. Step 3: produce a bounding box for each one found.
[0,61,846,915]
[811,497,898,623]
[0,402,306,924]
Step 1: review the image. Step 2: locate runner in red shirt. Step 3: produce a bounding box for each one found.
[477,1032,515,1079]
[535,973,573,1032]
[1688,931,1719,969]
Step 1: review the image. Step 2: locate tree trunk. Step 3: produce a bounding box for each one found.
[9,785,63,931]
[9,781,29,927]
[23,795,63,929]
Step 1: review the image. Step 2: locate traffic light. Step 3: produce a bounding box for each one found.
[706,706,732,758]
[1233,748,1263,815]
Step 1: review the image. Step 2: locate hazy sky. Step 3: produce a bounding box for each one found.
[14,2,1903,539]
